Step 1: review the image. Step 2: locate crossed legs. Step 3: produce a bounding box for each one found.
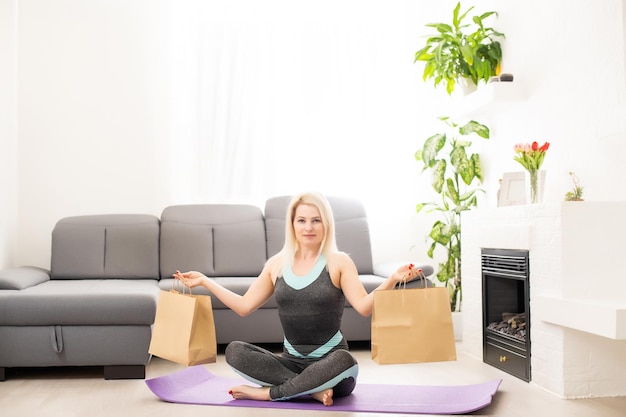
[224,341,358,405]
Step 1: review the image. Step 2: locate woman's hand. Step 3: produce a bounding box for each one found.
[171,264,276,317]
[391,263,423,285]
[173,270,208,289]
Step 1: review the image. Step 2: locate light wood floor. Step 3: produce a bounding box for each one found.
[1,342,624,417]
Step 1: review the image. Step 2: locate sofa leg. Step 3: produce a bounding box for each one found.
[103,365,145,380]
[0,367,5,381]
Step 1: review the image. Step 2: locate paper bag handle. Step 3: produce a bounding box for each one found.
[398,268,427,290]
[172,276,194,295]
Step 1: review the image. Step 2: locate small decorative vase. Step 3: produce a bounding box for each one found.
[526,170,545,204]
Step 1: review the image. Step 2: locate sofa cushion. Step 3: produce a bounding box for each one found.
[159,205,267,278]
[51,214,160,280]
[264,196,290,259]
[264,196,375,274]
[0,280,159,326]
[0,267,50,290]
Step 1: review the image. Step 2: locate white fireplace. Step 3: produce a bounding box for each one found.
[461,202,626,398]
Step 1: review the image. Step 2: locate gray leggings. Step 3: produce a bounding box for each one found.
[225,341,359,401]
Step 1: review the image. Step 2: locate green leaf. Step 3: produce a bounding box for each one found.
[446,178,460,205]
[433,23,453,34]
[459,120,490,138]
[452,1,462,29]
[459,43,474,66]
[471,153,483,181]
[414,46,432,62]
[454,3,474,31]
[423,61,436,80]
[422,133,445,166]
[432,160,446,193]
[450,244,461,260]
[437,261,454,284]
[427,242,437,258]
[450,145,472,181]
[430,221,451,246]
[477,11,497,22]
[445,78,455,95]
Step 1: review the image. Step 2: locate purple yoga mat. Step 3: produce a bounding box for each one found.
[146,366,501,415]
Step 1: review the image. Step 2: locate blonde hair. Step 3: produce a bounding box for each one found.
[271,191,339,277]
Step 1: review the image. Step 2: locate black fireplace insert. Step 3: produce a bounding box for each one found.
[481,248,531,382]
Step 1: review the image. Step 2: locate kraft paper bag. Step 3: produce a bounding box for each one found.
[371,287,457,364]
[149,288,217,366]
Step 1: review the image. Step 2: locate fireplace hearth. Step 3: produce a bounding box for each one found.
[482,248,531,382]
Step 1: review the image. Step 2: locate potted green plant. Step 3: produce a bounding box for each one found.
[565,171,584,201]
[414,2,504,95]
[415,116,491,311]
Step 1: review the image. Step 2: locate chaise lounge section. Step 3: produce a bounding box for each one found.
[0,214,161,380]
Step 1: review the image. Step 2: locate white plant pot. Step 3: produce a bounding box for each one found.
[457,78,477,95]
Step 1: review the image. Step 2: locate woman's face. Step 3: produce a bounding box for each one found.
[293,203,325,248]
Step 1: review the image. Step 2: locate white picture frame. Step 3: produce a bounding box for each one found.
[498,171,526,206]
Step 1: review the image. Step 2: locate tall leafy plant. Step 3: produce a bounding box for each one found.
[415,117,490,311]
[414,2,504,94]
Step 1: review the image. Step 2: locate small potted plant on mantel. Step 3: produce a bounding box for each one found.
[415,116,491,312]
[414,2,505,95]
[565,172,584,201]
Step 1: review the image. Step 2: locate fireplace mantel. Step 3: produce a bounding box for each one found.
[461,201,626,398]
[534,295,625,339]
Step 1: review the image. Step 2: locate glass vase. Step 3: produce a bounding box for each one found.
[526,170,545,204]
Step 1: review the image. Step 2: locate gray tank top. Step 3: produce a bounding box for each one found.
[275,255,348,359]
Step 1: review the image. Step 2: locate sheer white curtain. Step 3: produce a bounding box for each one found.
[167,0,429,207]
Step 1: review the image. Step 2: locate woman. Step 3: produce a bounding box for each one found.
[175,192,419,406]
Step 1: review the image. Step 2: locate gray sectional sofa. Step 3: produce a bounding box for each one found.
[0,196,433,381]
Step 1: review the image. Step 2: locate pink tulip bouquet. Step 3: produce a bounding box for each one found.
[513,141,550,203]
[513,141,550,172]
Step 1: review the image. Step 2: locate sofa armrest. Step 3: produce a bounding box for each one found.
[0,266,50,290]
[373,261,434,279]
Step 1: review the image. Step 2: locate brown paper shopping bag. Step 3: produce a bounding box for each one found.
[371,286,457,364]
[149,288,217,366]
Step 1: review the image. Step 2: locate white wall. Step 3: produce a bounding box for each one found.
[1,0,625,269]
[16,0,173,267]
[370,0,626,270]
[0,0,18,269]
[483,0,626,203]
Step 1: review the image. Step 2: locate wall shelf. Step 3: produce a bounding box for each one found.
[534,295,626,340]
[450,80,523,117]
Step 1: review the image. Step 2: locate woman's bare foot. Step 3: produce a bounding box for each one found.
[311,388,334,406]
[228,385,333,406]
[228,385,271,401]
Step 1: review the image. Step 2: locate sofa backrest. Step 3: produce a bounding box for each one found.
[50,214,160,280]
[264,196,374,274]
[159,204,267,278]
